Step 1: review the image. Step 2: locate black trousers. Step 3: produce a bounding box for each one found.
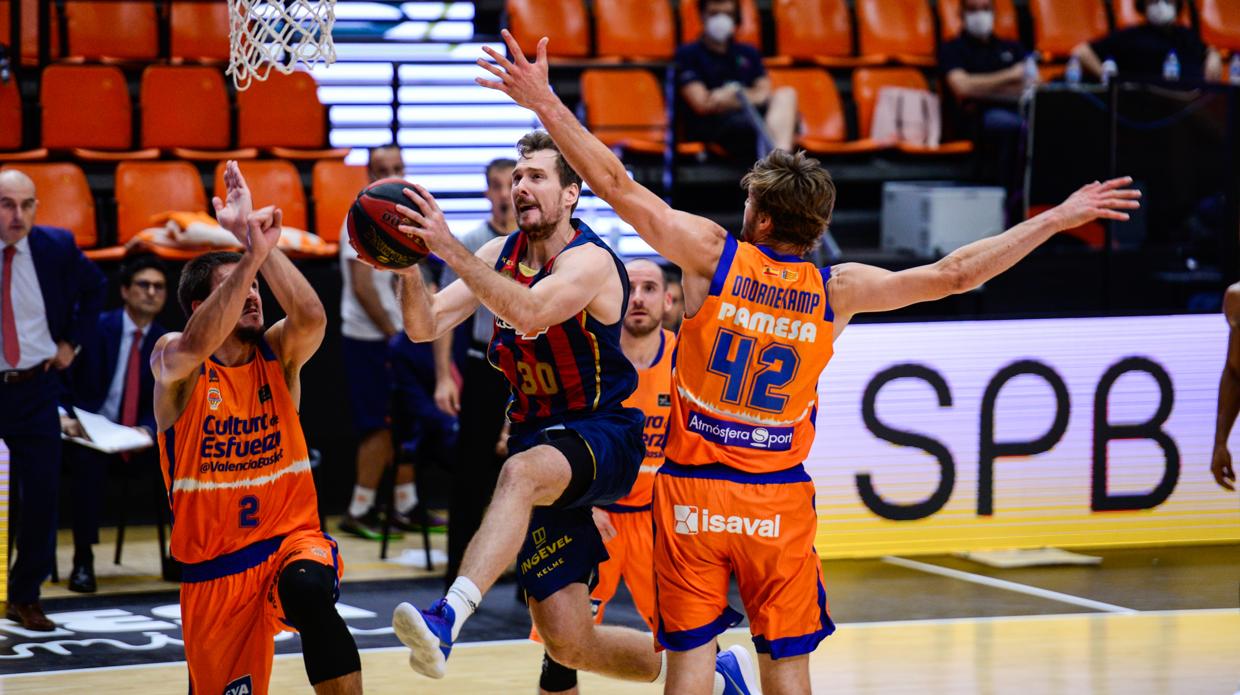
[65,445,161,564]
[1,370,63,604]
[446,351,510,585]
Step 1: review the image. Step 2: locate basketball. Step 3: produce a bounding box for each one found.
[347,177,431,269]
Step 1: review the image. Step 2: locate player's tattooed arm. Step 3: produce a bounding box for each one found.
[474,29,727,281]
[828,178,1140,321]
[1211,284,1240,491]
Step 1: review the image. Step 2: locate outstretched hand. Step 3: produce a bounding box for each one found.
[475,29,555,111]
[246,205,282,258]
[1050,177,1142,231]
[212,160,254,244]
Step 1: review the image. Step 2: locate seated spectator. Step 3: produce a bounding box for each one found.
[1071,0,1222,82]
[65,254,170,592]
[674,0,797,157]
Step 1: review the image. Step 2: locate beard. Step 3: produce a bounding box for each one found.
[518,204,563,241]
[236,325,264,345]
[624,313,662,337]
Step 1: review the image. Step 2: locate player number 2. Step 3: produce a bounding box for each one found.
[707,330,800,413]
[517,361,559,395]
[239,495,260,528]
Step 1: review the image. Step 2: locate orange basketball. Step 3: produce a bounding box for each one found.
[346,178,431,269]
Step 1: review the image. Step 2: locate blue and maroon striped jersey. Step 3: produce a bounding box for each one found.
[487,220,637,427]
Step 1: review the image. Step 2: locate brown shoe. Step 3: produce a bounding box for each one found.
[5,601,55,631]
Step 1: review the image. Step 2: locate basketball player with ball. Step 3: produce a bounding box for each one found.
[352,135,754,692]
[477,29,1141,695]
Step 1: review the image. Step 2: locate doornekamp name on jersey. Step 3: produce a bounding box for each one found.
[729,275,822,315]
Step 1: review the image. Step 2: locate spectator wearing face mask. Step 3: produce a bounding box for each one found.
[674,0,798,157]
[1071,0,1222,82]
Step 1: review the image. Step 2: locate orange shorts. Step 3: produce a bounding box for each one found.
[179,530,342,695]
[652,462,834,659]
[529,506,657,642]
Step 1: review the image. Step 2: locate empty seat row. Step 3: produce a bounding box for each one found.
[507,0,1240,68]
[2,159,366,259]
[0,0,228,65]
[580,66,972,159]
[0,67,345,162]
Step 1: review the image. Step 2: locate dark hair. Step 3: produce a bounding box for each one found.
[178,251,243,316]
[485,157,517,187]
[960,0,993,17]
[698,0,742,27]
[662,263,683,285]
[741,150,836,256]
[516,131,582,191]
[1139,0,1182,17]
[118,254,167,288]
[367,145,403,174]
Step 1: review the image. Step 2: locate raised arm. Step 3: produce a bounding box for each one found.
[475,31,727,280]
[396,185,615,337]
[828,178,1141,324]
[1211,285,1240,491]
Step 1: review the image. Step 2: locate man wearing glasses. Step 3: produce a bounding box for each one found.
[64,254,171,592]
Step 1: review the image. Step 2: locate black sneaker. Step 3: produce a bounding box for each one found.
[392,506,448,534]
[338,508,404,541]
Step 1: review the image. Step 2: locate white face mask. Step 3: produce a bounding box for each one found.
[963,10,994,39]
[1146,0,1176,26]
[704,13,736,43]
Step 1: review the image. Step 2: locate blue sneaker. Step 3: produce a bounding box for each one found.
[716,645,762,695]
[393,598,456,679]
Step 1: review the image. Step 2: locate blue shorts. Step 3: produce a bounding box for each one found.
[389,337,458,460]
[510,407,645,602]
[341,336,391,434]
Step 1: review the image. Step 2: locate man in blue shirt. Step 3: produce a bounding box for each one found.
[674,0,797,157]
[1072,0,1221,82]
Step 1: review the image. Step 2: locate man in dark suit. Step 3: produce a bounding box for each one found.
[0,169,105,630]
[64,255,169,593]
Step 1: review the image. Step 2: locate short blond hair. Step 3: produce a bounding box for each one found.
[741,150,836,256]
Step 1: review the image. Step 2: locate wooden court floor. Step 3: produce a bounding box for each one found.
[6,610,1238,694]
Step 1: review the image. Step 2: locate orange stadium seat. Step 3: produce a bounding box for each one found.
[170,1,231,63]
[595,0,676,61]
[140,66,257,160]
[312,160,368,243]
[1197,0,1240,52]
[115,161,208,245]
[215,160,308,232]
[1028,0,1109,60]
[767,68,882,154]
[857,0,937,66]
[772,0,883,68]
[63,1,158,62]
[938,0,1021,42]
[852,67,974,154]
[0,78,46,161]
[0,0,61,65]
[506,0,591,60]
[2,163,97,248]
[236,71,348,160]
[580,69,668,155]
[41,65,159,160]
[680,0,763,52]
[1113,0,1192,29]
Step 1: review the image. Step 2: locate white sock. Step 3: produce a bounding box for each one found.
[348,486,376,518]
[652,651,668,684]
[444,576,481,641]
[712,672,726,695]
[395,483,418,515]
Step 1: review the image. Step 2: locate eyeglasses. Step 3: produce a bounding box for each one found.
[131,280,166,292]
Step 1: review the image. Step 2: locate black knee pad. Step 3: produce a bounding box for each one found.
[277,560,359,685]
[540,650,578,693]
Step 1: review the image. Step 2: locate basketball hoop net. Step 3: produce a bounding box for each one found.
[227,0,336,91]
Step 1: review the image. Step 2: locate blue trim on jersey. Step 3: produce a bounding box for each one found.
[652,330,666,367]
[708,235,739,296]
[259,338,276,361]
[181,535,285,583]
[658,460,812,484]
[602,502,653,513]
[162,426,177,515]
[818,266,835,321]
[756,244,804,264]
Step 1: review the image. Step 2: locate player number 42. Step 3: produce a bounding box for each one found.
[707,330,800,413]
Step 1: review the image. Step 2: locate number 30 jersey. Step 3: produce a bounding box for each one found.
[667,235,835,473]
[488,220,638,428]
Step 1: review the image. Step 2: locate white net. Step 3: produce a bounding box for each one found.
[227,0,336,91]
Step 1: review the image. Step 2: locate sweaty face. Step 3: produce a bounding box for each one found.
[512,150,575,241]
[368,147,405,182]
[121,268,168,319]
[624,262,668,338]
[213,263,265,343]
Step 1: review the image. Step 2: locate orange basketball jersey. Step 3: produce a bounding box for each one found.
[607,328,675,509]
[159,340,321,564]
[667,237,834,473]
